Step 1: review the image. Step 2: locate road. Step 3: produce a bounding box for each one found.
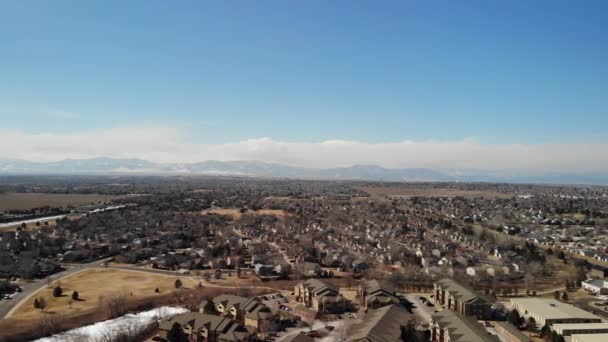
[0,257,112,319]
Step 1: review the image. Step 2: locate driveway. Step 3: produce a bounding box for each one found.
[404,293,436,324]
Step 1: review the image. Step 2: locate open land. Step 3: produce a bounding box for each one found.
[0,193,122,211]
[9,269,198,321]
[357,186,514,198]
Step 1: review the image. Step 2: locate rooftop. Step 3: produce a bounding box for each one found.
[348,304,412,342]
[552,322,608,333]
[570,334,608,342]
[432,311,500,342]
[511,298,601,321]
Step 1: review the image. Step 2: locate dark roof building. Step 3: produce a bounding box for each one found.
[431,311,501,342]
[348,304,412,342]
[158,312,251,342]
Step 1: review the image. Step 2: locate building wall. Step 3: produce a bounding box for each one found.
[494,323,532,342]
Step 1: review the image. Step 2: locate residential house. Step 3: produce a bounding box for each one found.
[158,312,252,342]
[294,279,347,313]
[200,294,274,331]
[434,278,495,319]
[582,279,608,294]
[357,279,401,310]
[510,298,602,327]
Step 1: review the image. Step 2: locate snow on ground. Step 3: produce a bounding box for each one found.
[35,306,188,342]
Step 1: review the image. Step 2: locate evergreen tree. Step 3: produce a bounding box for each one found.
[167,322,184,342]
[528,317,537,334]
[202,299,218,315]
[507,309,523,326]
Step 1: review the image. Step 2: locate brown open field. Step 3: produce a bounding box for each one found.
[0,193,122,211]
[205,208,290,220]
[357,186,513,199]
[10,269,198,321]
[0,277,268,342]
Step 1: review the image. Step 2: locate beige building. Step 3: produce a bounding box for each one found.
[158,312,252,342]
[294,279,347,313]
[434,278,495,319]
[200,294,274,331]
[510,298,602,327]
[430,311,500,342]
[570,333,608,342]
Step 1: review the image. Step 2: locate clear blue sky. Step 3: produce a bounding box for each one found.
[1,0,607,145]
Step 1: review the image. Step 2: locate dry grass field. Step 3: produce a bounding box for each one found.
[357,186,513,199]
[205,208,290,220]
[0,193,122,211]
[10,269,198,321]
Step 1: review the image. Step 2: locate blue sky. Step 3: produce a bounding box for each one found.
[1,1,607,169]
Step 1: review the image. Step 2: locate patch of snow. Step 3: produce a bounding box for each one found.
[34,306,188,342]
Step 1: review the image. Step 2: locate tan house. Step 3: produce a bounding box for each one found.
[158,312,252,342]
[200,294,274,331]
[434,278,494,319]
[430,311,500,342]
[357,279,401,310]
[294,279,347,313]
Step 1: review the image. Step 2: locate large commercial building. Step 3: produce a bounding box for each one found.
[294,279,348,313]
[570,334,608,342]
[551,323,608,336]
[510,298,602,327]
[199,294,274,331]
[357,279,401,310]
[434,278,495,319]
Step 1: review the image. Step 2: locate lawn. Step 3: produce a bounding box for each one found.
[10,269,198,321]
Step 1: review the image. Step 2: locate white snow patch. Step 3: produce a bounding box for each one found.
[34,306,188,342]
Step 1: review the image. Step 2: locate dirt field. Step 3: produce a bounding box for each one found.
[10,269,198,321]
[205,208,289,220]
[0,193,122,211]
[357,186,513,199]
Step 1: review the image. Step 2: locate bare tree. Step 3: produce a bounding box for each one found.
[39,313,65,336]
[37,297,48,312]
[101,294,129,318]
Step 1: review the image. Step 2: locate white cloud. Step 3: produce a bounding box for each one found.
[1,126,607,172]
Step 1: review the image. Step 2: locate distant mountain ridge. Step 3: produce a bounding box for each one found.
[0,157,607,185]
